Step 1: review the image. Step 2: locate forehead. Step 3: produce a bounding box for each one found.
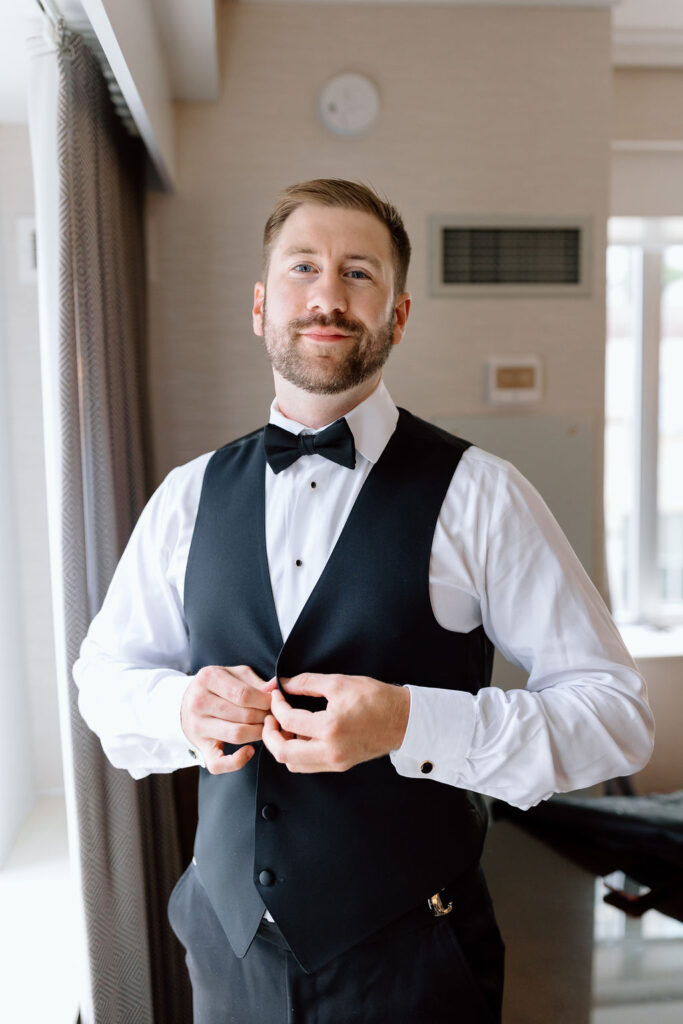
[271,203,393,266]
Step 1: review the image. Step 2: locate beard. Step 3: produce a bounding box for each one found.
[261,304,395,395]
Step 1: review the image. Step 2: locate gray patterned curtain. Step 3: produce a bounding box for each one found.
[29,22,191,1024]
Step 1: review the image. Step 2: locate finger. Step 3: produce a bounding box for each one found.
[284,761,338,774]
[184,687,267,728]
[262,712,296,742]
[225,664,269,688]
[209,668,273,712]
[281,747,338,773]
[270,689,327,738]
[262,716,288,762]
[203,742,255,775]
[217,703,269,726]
[199,692,270,726]
[194,667,272,708]
[199,719,264,745]
[262,714,298,757]
[280,672,335,699]
[262,677,278,692]
[262,713,281,756]
[263,720,329,768]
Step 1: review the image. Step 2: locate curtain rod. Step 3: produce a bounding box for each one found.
[33,0,62,29]
[32,0,139,138]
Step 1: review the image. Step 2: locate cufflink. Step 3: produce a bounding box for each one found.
[419,760,434,775]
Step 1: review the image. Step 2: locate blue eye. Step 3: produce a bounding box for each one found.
[347,269,369,279]
[293,263,314,273]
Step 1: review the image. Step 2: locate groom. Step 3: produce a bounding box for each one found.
[75,179,653,1023]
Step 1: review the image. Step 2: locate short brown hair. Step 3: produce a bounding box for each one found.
[262,179,411,294]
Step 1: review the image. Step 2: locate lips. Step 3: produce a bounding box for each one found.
[300,331,351,342]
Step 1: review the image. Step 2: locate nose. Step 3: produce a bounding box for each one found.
[306,269,347,316]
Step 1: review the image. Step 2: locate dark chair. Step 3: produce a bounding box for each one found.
[491,787,683,921]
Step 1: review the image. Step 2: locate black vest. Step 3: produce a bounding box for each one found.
[184,409,494,972]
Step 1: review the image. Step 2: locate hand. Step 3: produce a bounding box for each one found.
[181,664,277,774]
[262,673,410,773]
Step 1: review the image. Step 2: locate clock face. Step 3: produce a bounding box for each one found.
[318,73,380,137]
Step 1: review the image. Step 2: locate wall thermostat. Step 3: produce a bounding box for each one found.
[487,355,543,405]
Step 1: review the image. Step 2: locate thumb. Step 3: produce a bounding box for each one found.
[281,672,329,697]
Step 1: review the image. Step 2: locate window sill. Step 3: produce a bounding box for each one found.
[618,623,683,660]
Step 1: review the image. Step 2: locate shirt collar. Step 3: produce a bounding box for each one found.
[268,379,398,465]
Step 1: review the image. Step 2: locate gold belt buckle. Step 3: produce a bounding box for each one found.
[427,891,453,917]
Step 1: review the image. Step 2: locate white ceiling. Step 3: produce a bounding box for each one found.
[2,0,683,125]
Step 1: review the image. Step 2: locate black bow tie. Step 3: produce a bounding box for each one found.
[263,418,356,474]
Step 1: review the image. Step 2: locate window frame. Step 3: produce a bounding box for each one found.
[607,217,683,627]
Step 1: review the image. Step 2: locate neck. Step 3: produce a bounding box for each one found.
[273,372,381,429]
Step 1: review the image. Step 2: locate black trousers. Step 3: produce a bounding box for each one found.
[168,862,504,1024]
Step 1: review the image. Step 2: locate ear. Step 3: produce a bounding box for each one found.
[391,292,411,346]
[252,282,265,336]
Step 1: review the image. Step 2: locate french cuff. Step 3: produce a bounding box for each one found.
[167,675,206,769]
[389,684,476,781]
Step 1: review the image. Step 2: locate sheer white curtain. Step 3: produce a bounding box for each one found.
[26,20,95,1021]
[27,17,190,1023]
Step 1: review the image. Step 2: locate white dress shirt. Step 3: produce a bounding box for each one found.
[73,381,654,810]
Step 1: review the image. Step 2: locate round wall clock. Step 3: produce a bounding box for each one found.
[318,73,380,138]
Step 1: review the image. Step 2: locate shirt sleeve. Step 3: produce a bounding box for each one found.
[390,450,655,810]
[72,455,211,779]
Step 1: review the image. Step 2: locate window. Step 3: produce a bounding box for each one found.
[605,219,683,626]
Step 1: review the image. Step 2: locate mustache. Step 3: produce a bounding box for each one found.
[289,313,363,336]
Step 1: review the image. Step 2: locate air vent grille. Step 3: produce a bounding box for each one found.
[430,216,592,297]
[442,227,580,285]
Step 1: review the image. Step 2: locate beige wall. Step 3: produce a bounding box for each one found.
[0,125,60,806]
[148,4,613,585]
[611,68,683,217]
[633,656,683,794]
[611,149,683,217]
[613,68,683,144]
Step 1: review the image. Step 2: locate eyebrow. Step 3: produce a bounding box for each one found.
[282,246,383,271]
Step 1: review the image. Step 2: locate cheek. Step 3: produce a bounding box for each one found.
[264,285,302,323]
[362,299,394,330]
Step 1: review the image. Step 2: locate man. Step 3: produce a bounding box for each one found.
[74,179,654,1023]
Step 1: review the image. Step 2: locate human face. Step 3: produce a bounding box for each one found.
[252,204,410,396]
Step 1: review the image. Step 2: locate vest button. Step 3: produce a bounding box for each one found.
[259,869,276,887]
[261,804,277,821]
[419,760,434,775]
